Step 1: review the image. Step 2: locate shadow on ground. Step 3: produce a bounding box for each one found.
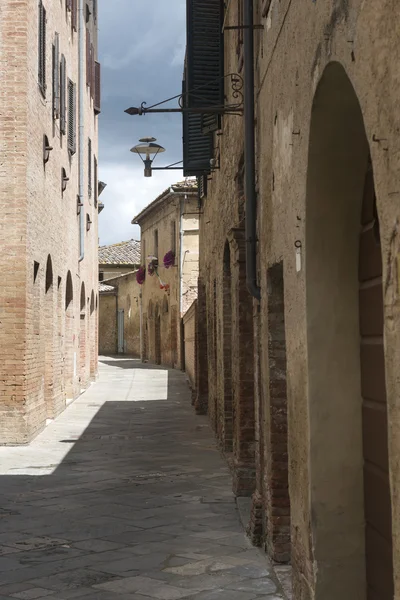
[0,357,285,600]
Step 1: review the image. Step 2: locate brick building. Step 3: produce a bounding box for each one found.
[132,181,199,368]
[175,1,400,599]
[0,0,101,444]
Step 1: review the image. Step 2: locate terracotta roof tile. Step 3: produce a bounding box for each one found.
[99,283,116,293]
[99,239,141,265]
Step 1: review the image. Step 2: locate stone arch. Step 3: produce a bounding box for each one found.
[79,282,87,387]
[89,290,96,379]
[222,241,233,452]
[64,271,74,400]
[65,271,73,309]
[154,303,161,365]
[45,255,53,293]
[162,295,169,314]
[305,61,393,600]
[80,282,86,314]
[44,255,55,417]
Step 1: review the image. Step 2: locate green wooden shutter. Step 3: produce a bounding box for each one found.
[67,79,76,155]
[60,55,66,134]
[38,1,46,97]
[94,61,101,115]
[186,0,224,134]
[52,33,60,119]
[182,67,213,176]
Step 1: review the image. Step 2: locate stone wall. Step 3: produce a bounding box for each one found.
[99,273,141,357]
[196,1,400,598]
[99,293,117,355]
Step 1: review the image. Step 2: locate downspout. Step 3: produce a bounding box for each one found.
[78,0,85,261]
[244,0,261,300]
[139,290,143,361]
[179,195,186,371]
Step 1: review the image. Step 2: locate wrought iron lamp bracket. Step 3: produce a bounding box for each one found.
[125,73,244,117]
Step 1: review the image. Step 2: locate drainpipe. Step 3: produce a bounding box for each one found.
[244,0,261,300]
[179,195,186,370]
[78,0,85,261]
[139,290,143,361]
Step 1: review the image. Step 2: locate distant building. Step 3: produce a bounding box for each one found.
[132,180,199,368]
[0,0,101,444]
[98,273,141,357]
[98,239,141,281]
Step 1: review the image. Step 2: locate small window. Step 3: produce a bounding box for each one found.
[67,79,76,154]
[88,138,92,198]
[86,29,91,87]
[154,229,158,260]
[99,272,104,282]
[171,220,176,256]
[38,1,47,97]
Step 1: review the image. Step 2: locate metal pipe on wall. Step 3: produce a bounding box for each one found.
[78,0,85,261]
[244,0,261,300]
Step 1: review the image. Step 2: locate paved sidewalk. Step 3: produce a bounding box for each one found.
[0,357,285,600]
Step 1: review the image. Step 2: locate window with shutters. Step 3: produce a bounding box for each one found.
[71,0,77,31]
[88,139,92,198]
[52,33,60,119]
[182,63,212,176]
[237,0,244,58]
[67,79,76,155]
[94,155,98,208]
[94,61,101,114]
[90,44,95,99]
[38,1,46,97]
[186,0,224,134]
[86,29,91,87]
[60,55,66,134]
[154,229,159,260]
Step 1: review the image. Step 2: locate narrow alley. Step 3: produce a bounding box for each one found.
[0,358,284,600]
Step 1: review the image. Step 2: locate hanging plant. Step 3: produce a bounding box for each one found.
[136,266,146,285]
[148,257,158,276]
[163,250,175,269]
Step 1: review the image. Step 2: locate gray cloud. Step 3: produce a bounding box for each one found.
[97,0,186,246]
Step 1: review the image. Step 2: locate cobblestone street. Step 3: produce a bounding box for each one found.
[0,357,285,600]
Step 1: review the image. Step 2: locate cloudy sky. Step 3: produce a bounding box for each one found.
[98,0,186,246]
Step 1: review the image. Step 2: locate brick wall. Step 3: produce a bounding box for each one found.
[0,0,99,443]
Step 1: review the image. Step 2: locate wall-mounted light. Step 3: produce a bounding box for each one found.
[61,167,69,193]
[98,181,107,196]
[86,214,92,231]
[130,137,165,178]
[77,195,83,215]
[43,135,53,165]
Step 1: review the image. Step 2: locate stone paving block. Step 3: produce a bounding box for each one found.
[0,359,286,600]
[94,575,199,599]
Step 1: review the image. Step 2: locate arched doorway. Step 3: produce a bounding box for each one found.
[79,282,86,388]
[65,271,74,400]
[222,242,233,452]
[155,304,161,365]
[44,255,55,418]
[90,291,96,379]
[305,62,393,600]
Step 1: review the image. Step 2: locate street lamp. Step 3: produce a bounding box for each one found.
[130,137,165,178]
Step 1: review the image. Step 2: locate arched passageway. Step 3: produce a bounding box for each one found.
[65,271,74,400]
[305,61,393,600]
[44,255,55,417]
